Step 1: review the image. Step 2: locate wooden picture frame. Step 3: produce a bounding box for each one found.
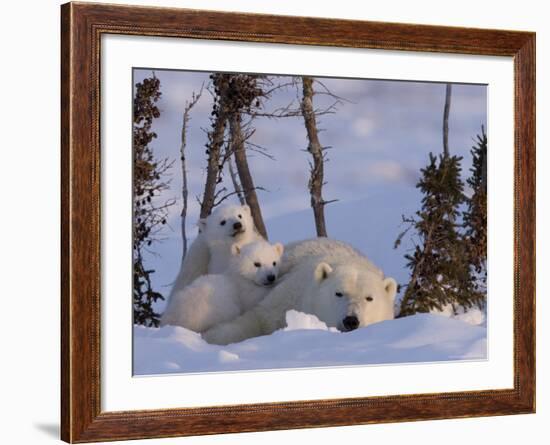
[61,2,535,442]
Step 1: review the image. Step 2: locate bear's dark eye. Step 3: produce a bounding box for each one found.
[254,262,261,268]
[273,261,277,266]
[366,296,373,302]
[335,292,343,298]
[220,220,226,226]
[238,214,242,219]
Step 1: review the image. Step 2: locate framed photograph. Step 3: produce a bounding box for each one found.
[61,2,535,442]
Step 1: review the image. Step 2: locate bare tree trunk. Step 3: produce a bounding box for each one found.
[179,88,202,258]
[200,100,227,219]
[227,153,246,205]
[229,113,268,239]
[443,83,452,157]
[301,76,329,237]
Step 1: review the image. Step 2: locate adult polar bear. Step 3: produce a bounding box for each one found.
[168,204,263,299]
[202,238,398,345]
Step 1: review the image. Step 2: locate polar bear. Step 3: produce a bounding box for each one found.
[202,239,397,345]
[160,240,284,333]
[169,204,264,301]
[279,237,379,275]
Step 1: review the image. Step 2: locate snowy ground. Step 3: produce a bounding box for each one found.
[133,311,487,375]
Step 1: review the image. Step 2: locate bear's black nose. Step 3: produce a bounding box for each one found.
[267,274,275,283]
[343,316,359,331]
[233,221,242,230]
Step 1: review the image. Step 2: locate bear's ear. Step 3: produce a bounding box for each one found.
[241,204,251,214]
[231,244,241,256]
[198,218,207,231]
[314,262,333,283]
[383,277,397,301]
[274,242,284,257]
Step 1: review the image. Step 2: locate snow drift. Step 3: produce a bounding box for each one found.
[133,311,487,375]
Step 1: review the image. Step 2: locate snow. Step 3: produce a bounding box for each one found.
[284,310,339,332]
[133,311,487,375]
[137,192,487,376]
[431,304,487,327]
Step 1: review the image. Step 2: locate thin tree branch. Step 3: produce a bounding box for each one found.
[179,84,203,259]
[443,83,452,157]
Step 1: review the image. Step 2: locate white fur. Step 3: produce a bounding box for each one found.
[167,204,264,306]
[280,237,380,275]
[202,238,397,345]
[160,240,284,332]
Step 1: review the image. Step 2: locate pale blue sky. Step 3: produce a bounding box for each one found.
[133,69,487,310]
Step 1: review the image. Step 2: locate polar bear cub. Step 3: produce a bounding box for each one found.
[169,204,263,299]
[160,240,284,333]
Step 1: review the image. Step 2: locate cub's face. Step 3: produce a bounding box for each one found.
[309,263,397,332]
[230,241,284,287]
[199,204,254,242]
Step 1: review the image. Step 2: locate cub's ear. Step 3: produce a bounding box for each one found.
[198,218,207,232]
[231,244,241,256]
[383,277,398,301]
[274,242,284,257]
[241,204,251,214]
[314,262,333,283]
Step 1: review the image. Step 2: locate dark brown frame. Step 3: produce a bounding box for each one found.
[61,2,536,442]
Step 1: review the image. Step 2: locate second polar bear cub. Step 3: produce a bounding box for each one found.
[169,204,263,295]
[160,240,284,333]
